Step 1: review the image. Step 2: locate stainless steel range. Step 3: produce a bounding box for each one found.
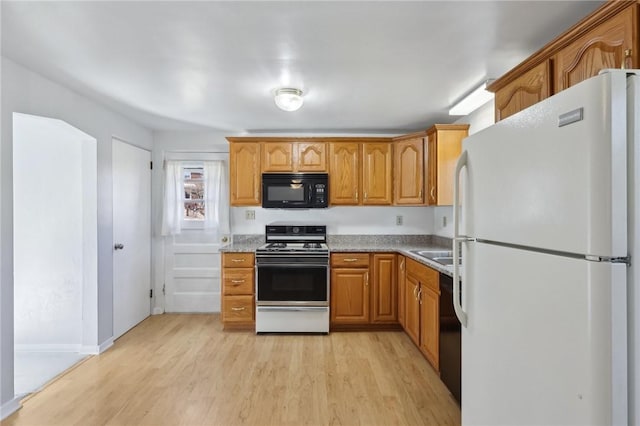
[255,223,329,333]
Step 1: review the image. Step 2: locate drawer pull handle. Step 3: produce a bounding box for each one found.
[231,280,245,284]
[231,307,246,311]
[343,258,359,262]
[231,259,246,263]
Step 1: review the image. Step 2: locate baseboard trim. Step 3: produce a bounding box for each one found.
[1,395,22,420]
[80,337,114,355]
[14,344,82,352]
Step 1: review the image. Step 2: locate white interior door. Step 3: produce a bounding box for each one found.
[113,139,151,339]
[164,233,224,312]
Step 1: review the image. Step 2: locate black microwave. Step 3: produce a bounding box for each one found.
[262,173,328,208]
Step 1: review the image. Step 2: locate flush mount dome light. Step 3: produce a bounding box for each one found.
[274,88,304,111]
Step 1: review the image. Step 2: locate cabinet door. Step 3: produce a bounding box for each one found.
[397,256,406,328]
[330,267,369,324]
[555,6,636,92]
[426,133,438,205]
[419,286,440,371]
[495,60,552,122]
[229,143,261,206]
[393,137,425,205]
[262,142,293,172]
[404,275,420,346]
[426,126,467,206]
[296,142,327,172]
[329,142,360,205]
[371,254,397,323]
[362,142,392,205]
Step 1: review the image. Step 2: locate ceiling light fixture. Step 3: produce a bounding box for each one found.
[449,80,495,116]
[274,88,304,112]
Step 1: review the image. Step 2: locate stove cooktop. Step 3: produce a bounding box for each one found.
[257,242,329,252]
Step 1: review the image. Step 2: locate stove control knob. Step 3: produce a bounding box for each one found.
[292,227,300,234]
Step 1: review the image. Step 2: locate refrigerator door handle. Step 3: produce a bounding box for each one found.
[453,150,469,328]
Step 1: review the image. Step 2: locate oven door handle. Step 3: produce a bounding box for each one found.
[256,263,328,268]
[257,306,329,312]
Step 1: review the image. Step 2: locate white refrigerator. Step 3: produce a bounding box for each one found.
[452,69,638,426]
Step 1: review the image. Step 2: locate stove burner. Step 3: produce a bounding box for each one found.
[266,242,287,249]
[303,242,321,249]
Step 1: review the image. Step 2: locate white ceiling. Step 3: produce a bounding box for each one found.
[1,1,604,134]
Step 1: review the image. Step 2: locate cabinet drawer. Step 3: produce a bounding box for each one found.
[222,252,255,267]
[406,258,439,293]
[222,269,254,295]
[331,253,370,268]
[223,295,254,322]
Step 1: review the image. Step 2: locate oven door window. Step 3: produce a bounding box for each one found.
[258,265,327,302]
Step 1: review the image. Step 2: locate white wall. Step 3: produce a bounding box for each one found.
[1,57,153,413]
[13,113,97,350]
[434,99,496,238]
[232,206,432,236]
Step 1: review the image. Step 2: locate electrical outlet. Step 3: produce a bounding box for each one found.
[245,210,256,220]
[442,216,447,227]
[396,215,403,226]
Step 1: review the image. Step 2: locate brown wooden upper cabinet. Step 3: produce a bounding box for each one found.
[489,1,638,121]
[362,142,393,205]
[426,124,469,206]
[228,141,261,206]
[393,132,426,205]
[262,141,327,173]
[329,139,393,206]
[329,142,361,205]
[494,61,552,122]
[554,5,636,92]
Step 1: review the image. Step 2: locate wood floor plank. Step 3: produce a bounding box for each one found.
[4,314,460,426]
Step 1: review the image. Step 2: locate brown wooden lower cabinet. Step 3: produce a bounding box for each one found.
[221,252,255,329]
[404,274,421,345]
[403,257,440,371]
[397,255,406,327]
[330,267,370,324]
[371,253,397,323]
[330,253,370,325]
[330,252,399,328]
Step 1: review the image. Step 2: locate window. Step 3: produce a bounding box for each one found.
[162,157,229,236]
[183,166,205,220]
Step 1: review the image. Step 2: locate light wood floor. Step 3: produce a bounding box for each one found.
[4,314,460,426]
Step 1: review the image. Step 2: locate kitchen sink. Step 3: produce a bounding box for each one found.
[429,257,461,266]
[411,250,452,258]
[410,250,461,266]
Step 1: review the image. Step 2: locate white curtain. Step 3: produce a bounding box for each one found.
[203,161,230,235]
[161,160,183,236]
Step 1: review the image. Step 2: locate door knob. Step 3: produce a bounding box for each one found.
[114,243,124,250]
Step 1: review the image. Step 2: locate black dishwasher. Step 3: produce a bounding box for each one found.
[439,273,461,403]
